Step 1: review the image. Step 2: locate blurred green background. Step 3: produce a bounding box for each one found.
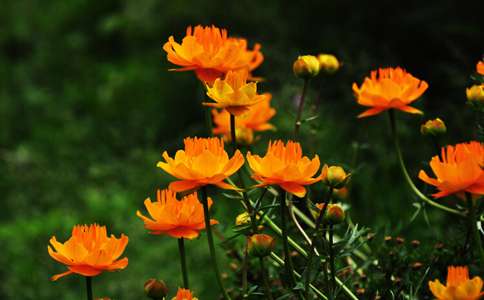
[1,0,483,299]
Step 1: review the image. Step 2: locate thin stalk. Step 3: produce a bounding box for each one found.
[279,189,298,291]
[230,114,237,153]
[178,238,190,289]
[86,276,93,300]
[329,224,336,294]
[465,192,484,270]
[388,109,466,217]
[293,78,309,141]
[201,186,231,300]
[242,246,249,298]
[259,257,274,300]
[305,187,333,300]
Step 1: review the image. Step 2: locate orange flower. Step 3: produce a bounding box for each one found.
[48,224,128,282]
[247,141,322,197]
[429,266,484,300]
[419,141,484,199]
[352,67,428,118]
[477,61,484,76]
[172,287,198,300]
[213,93,276,145]
[157,137,244,193]
[137,189,218,241]
[163,25,262,84]
[204,69,266,118]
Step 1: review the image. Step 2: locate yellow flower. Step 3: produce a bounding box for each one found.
[204,69,265,118]
[467,85,484,102]
[137,189,218,241]
[247,141,322,197]
[235,211,263,235]
[429,266,484,300]
[172,287,198,300]
[157,137,244,193]
[212,93,276,145]
[293,55,320,78]
[353,67,428,118]
[48,224,128,281]
[318,54,340,75]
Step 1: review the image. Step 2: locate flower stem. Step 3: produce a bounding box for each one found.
[178,238,190,289]
[329,224,336,294]
[293,78,309,142]
[259,257,274,300]
[305,187,333,300]
[86,276,93,300]
[388,109,466,217]
[201,186,231,300]
[230,114,237,153]
[465,192,484,270]
[242,246,248,298]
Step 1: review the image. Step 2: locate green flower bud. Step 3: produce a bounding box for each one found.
[143,279,168,300]
[247,234,276,257]
[321,164,351,189]
[421,118,446,137]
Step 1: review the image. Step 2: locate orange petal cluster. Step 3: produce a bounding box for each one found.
[204,69,266,118]
[48,224,128,281]
[213,93,276,145]
[478,61,484,76]
[429,266,484,300]
[137,189,218,241]
[247,141,322,197]
[353,67,428,118]
[172,287,198,300]
[163,25,263,84]
[157,137,244,193]
[419,141,484,199]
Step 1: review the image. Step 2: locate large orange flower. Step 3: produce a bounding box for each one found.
[163,25,262,84]
[213,93,276,145]
[157,137,244,193]
[172,287,198,300]
[204,69,266,118]
[48,224,128,281]
[247,141,322,197]
[353,67,428,118]
[477,61,484,76]
[429,266,484,300]
[137,189,218,241]
[419,141,484,199]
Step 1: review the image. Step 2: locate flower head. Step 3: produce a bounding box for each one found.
[477,61,484,76]
[467,85,484,103]
[421,118,446,137]
[172,287,198,300]
[204,69,266,118]
[247,234,276,257]
[212,93,276,145]
[293,55,320,78]
[353,67,428,118]
[137,190,218,241]
[157,137,244,193]
[48,224,128,282]
[247,141,323,197]
[429,266,484,300]
[318,54,340,75]
[163,25,262,84]
[419,141,484,199]
[143,279,168,299]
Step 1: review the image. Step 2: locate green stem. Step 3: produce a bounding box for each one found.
[329,224,336,294]
[201,186,231,300]
[242,246,248,298]
[293,78,309,142]
[86,276,93,300]
[305,187,333,299]
[388,109,466,217]
[465,192,484,270]
[230,114,237,153]
[279,189,298,292]
[259,257,274,300]
[178,238,190,289]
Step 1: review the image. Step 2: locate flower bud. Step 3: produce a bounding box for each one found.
[421,118,446,137]
[94,298,111,300]
[324,204,345,225]
[333,187,349,201]
[235,212,263,235]
[293,55,320,78]
[247,234,276,257]
[318,54,339,75]
[143,279,168,300]
[467,85,484,102]
[321,164,351,189]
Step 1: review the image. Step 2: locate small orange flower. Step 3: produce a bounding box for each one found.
[477,61,484,76]
[429,266,484,300]
[247,141,322,197]
[163,25,262,84]
[353,67,428,118]
[157,137,244,193]
[137,190,218,241]
[204,69,266,118]
[213,93,276,144]
[419,141,484,199]
[48,224,128,282]
[172,287,198,300]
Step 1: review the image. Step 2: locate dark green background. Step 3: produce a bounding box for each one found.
[1,1,483,299]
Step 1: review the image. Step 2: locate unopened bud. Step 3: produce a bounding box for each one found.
[324,204,345,225]
[247,234,276,257]
[395,237,404,244]
[318,54,340,75]
[321,164,351,189]
[421,118,446,137]
[412,240,420,248]
[143,279,168,300]
[412,262,422,269]
[467,85,484,102]
[293,55,320,78]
